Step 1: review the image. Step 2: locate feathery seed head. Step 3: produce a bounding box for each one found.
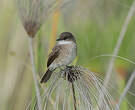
[17,0,57,37]
[40,65,118,110]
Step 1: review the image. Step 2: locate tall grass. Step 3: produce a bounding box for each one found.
[104,0,135,88]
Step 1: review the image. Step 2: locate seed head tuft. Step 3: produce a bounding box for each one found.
[16,0,57,37]
[24,20,41,38]
[40,65,118,110]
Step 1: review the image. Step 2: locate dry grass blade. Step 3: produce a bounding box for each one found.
[89,55,135,65]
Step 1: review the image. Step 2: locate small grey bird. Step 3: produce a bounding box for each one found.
[40,32,77,83]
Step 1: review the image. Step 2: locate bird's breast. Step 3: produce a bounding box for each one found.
[51,42,77,68]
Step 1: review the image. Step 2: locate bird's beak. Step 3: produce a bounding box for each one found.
[56,38,61,41]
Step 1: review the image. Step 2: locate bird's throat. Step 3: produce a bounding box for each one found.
[57,40,73,45]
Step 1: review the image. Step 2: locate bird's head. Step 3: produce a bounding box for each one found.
[56,32,76,44]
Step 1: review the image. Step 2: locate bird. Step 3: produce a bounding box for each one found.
[40,32,77,83]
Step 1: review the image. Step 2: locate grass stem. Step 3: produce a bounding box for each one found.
[28,37,42,110]
[71,83,77,110]
[115,70,135,110]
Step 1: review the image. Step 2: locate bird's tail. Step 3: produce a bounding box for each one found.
[40,68,53,83]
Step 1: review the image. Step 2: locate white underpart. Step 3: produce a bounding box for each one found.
[49,40,76,69]
[57,40,72,45]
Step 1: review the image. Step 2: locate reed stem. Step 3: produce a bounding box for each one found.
[71,83,77,110]
[115,70,135,110]
[28,37,42,110]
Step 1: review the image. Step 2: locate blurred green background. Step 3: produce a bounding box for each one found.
[0,0,135,110]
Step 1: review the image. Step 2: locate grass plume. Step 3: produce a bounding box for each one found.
[41,65,118,110]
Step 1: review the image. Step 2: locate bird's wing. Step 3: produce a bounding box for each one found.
[47,45,61,67]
